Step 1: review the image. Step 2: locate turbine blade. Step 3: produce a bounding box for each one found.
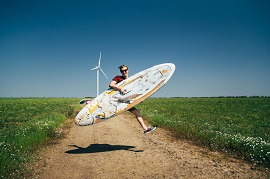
[99,67,108,79]
[98,52,101,67]
[91,67,98,70]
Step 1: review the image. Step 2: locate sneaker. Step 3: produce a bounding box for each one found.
[144,127,156,134]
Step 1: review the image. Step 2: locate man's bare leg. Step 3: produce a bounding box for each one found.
[130,108,148,131]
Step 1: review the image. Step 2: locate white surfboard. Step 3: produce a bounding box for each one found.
[75,63,175,126]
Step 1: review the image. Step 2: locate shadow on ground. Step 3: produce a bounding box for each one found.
[65,144,144,154]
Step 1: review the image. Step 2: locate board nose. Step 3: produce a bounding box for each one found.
[74,117,80,126]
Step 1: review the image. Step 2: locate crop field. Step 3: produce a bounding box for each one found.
[1,97,269,178]
[0,98,80,178]
[137,97,270,167]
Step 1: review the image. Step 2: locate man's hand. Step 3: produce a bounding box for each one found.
[120,88,126,94]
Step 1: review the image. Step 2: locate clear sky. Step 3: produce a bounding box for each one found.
[1,0,270,98]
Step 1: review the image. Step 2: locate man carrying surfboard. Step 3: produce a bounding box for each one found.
[109,65,156,134]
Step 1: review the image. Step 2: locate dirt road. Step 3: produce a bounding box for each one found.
[32,112,269,178]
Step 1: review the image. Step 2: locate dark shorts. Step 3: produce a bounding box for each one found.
[128,107,141,117]
[128,107,137,112]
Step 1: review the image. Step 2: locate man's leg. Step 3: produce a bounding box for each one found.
[130,107,148,131]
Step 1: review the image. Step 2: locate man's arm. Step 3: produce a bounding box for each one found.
[109,81,126,94]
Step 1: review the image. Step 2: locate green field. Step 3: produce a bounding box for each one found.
[137,97,270,167]
[0,98,80,178]
[0,97,269,178]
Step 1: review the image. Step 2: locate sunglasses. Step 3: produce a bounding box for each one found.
[120,69,128,73]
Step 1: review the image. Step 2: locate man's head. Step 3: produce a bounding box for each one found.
[118,65,128,78]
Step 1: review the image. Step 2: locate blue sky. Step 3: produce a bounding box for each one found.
[1,0,270,97]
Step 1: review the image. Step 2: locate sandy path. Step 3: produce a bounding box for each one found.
[32,112,269,178]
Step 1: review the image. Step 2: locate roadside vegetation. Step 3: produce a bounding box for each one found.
[0,98,80,178]
[138,97,270,167]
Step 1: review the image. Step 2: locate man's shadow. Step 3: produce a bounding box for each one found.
[65,144,144,154]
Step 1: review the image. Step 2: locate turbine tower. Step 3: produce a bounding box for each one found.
[91,52,108,96]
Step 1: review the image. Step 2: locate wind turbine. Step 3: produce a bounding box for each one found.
[91,52,108,96]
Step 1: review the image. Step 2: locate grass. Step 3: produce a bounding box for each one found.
[0,98,80,178]
[1,97,269,178]
[137,97,270,167]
